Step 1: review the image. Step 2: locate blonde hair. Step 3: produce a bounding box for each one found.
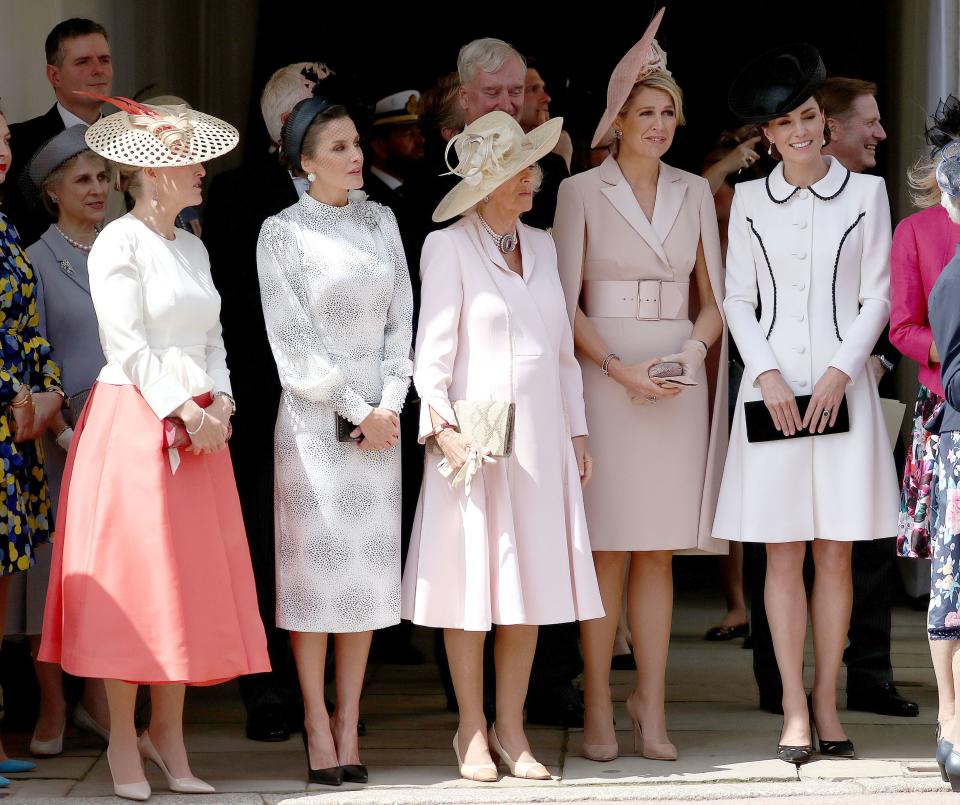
[260,62,333,144]
[112,161,144,198]
[612,72,685,155]
[908,152,941,209]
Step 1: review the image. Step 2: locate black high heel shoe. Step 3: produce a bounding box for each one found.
[776,695,813,765]
[945,748,960,792]
[340,764,369,784]
[807,694,855,758]
[937,724,953,783]
[301,730,343,786]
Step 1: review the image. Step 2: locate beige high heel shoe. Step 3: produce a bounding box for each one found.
[626,694,677,761]
[138,732,215,794]
[487,725,551,780]
[452,731,498,782]
[106,745,150,802]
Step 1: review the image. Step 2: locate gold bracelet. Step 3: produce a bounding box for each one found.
[10,387,32,408]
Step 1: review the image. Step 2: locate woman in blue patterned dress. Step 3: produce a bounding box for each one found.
[0,107,66,785]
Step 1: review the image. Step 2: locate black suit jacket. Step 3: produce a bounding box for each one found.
[928,245,960,433]
[362,168,423,324]
[202,155,296,453]
[6,105,65,246]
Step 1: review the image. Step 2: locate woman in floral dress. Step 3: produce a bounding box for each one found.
[0,107,65,784]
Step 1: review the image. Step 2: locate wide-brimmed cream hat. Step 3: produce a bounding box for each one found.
[432,111,563,222]
[79,92,238,167]
[592,8,670,148]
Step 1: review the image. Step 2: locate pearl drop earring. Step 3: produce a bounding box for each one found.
[151,187,159,209]
[767,143,774,156]
[307,172,316,182]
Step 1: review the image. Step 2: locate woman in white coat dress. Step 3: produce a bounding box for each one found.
[714,46,898,764]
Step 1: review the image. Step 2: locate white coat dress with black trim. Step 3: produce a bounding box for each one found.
[713,156,899,543]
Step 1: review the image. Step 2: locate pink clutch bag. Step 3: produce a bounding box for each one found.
[648,361,698,387]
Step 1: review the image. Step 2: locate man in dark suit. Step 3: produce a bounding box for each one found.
[363,90,427,665]
[202,61,326,743]
[7,18,113,245]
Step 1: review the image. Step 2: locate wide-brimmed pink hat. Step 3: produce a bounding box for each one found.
[591,8,670,148]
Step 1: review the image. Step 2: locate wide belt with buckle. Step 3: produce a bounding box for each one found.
[581,279,690,320]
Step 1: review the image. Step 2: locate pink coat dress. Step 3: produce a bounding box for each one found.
[552,157,729,554]
[400,214,604,631]
[889,203,960,397]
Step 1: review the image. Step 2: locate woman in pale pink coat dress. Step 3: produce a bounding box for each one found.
[401,111,604,783]
[552,14,727,763]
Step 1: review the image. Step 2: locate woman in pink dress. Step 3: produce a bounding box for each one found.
[890,95,960,773]
[40,98,269,801]
[401,111,604,782]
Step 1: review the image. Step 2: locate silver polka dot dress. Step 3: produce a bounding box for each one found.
[256,193,413,633]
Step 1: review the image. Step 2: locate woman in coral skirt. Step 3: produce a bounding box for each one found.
[40,97,269,801]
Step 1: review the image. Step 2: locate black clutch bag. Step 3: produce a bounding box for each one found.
[336,413,362,443]
[744,394,850,443]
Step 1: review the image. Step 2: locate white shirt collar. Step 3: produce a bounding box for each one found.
[371,165,403,191]
[289,172,310,199]
[56,102,97,129]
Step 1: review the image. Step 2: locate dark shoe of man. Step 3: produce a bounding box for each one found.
[246,705,290,742]
[758,689,784,715]
[847,682,919,717]
[526,684,584,728]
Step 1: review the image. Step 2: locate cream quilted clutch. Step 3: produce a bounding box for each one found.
[430,400,516,457]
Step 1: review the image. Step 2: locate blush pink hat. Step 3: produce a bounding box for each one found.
[591,7,671,148]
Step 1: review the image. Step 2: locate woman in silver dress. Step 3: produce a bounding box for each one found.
[257,94,414,786]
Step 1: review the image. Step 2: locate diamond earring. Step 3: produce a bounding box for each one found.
[614,129,623,139]
[307,172,316,182]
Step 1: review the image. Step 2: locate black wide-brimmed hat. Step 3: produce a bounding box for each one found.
[728,43,826,124]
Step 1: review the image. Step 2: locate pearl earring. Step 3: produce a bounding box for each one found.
[151,187,159,209]
[482,195,491,204]
[767,143,774,156]
[307,172,316,182]
[821,137,826,147]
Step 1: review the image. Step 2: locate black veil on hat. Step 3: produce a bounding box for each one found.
[728,44,826,124]
[926,95,960,156]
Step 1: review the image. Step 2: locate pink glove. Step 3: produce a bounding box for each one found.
[660,339,708,378]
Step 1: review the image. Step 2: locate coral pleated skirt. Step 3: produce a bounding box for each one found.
[39,383,270,684]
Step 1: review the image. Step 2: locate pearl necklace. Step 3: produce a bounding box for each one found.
[55,224,100,253]
[477,213,518,253]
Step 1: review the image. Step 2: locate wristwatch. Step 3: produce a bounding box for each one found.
[874,354,895,373]
[215,391,237,415]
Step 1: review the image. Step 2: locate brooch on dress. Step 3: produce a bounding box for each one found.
[58,259,75,277]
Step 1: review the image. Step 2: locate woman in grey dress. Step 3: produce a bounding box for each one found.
[10,126,110,756]
[257,97,413,784]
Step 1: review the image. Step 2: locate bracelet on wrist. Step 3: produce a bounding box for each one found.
[601,353,621,377]
[875,354,895,372]
[433,421,458,437]
[10,387,32,408]
[186,409,206,436]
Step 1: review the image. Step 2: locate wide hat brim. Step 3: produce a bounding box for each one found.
[591,7,666,149]
[85,107,238,167]
[432,116,563,223]
[728,43,826,124]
